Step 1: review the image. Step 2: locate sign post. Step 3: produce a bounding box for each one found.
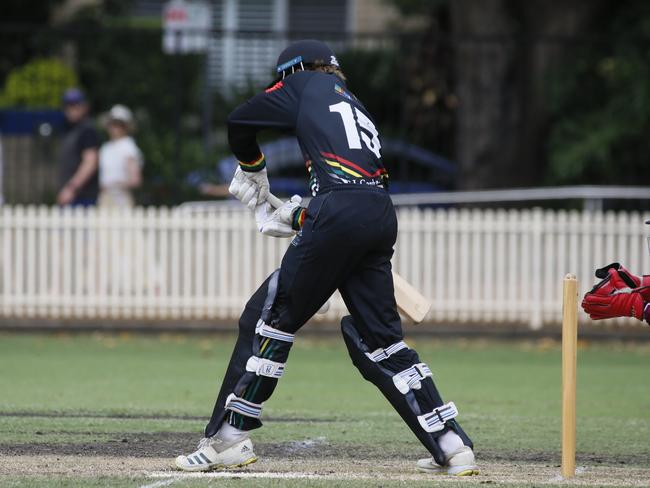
[162,0,213,187]
[163,0,212,55]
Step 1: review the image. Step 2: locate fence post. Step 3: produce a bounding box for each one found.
[1,206,12,316]
[530,207,544,329]
[14,205,25,317]
[25,205,36,317]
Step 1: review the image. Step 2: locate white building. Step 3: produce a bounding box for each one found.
[145,0,397,90]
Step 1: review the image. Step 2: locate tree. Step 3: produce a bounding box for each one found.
[546,0,650,186]
[450,0,608,189]
[0,0,65,81]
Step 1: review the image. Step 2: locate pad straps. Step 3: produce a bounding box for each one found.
[225,393,263,419]
[393,363,432,394]
[256,320,295,343]
[365,341,408,362]
[418,401,459,433]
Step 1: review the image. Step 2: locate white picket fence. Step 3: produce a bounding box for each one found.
[1,205,648,328]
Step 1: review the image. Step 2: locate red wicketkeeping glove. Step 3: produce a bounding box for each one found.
[582,265,650,321]
[587,266,637,298]
[581,288,647,320]
[593,262,650,290]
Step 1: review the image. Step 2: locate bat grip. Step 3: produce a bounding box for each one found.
[266,193,284,209]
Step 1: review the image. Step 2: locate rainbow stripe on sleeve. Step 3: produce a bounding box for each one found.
[292,208,306,230]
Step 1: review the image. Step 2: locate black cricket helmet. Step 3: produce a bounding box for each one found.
[273,39,340,83]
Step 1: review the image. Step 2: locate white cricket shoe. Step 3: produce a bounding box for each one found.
[175,436,257,472]
[416,445,479,476]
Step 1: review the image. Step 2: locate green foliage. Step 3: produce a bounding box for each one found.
[338,47,404,132]
[67,26,207,204]
[547,2,650,185]
[0,57,78,108]
[137,124,208,204]
[338,40,454,158]
[0,1,67,82]
[384,0,446,16]
[1,0,64,23]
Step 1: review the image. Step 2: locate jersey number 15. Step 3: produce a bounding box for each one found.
[329,101,382,159]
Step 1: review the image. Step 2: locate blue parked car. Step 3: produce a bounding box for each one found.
[187,136,458,199]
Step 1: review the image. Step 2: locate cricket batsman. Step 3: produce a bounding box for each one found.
[175,40,478,476]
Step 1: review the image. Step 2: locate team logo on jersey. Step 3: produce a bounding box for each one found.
[334,84,353,101]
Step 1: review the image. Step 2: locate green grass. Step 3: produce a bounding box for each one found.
[0,332,649,487]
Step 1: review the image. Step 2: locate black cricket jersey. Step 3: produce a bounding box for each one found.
[227,70,388,196]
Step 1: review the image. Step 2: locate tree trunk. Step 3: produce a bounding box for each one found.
[451,0,605,190]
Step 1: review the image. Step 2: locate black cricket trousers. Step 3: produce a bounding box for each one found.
[205,185,403,436]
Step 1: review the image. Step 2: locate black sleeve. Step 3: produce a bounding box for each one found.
[77,126,100,152]
[227,77,303,171]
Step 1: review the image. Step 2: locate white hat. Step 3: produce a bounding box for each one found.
[108,104,133,124]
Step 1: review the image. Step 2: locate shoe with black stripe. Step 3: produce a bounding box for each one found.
[175,436,257,472]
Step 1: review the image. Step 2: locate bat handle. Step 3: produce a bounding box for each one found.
[266,193,284,209]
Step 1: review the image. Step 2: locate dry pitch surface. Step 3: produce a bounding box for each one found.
[2,434,650,487]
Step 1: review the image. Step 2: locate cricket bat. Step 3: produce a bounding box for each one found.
[265,193,432,323]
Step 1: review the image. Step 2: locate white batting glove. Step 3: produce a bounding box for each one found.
[254,202,288,237]
[229,167,270,210]
[256,195,303,238]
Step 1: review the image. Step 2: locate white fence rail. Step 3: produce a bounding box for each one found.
[1,206,649,328]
